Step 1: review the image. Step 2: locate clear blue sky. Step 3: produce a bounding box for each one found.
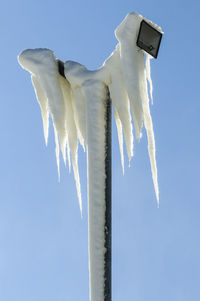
[0,0,200,300]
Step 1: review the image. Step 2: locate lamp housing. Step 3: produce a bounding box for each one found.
[137,20,162,58]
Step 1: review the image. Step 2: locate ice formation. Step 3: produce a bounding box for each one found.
[18,11,162,301]
[18,49,82,214]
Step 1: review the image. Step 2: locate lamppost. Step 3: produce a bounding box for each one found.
[18,12,163,301]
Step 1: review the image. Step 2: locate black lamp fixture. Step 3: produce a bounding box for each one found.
[137,20,162,58]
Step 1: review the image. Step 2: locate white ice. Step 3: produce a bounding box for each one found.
[18,11,162,301]
[84,80,108,301]
[18,49,83,214]
[113,12,161,204]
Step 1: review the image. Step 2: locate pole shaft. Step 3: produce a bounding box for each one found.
[104,88,112,301]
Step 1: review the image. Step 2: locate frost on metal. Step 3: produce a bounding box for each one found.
[18,12,162,301]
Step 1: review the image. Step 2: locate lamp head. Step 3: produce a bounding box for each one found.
[137,20,162,58]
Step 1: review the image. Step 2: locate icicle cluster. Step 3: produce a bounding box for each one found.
[106,12,162,203]
[18,12,162,212]
[18,49,83,215]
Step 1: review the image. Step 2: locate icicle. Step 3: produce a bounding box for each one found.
[38,73,67,166]
[114,109,124,174]
[58,75,73,172]
[104,47,133,162]
[18,48,67,166]
[31,75,49,145]
[115,14,144,140]
[72,87,86,148]
[66,134,71,172]
[72,149,82,216]
[59,74,83,213]
[146,55,153,104]
[54,127,60,182]
[71,91,85,151]
[143,100,159,205]
[139,54,159,205]
[60,137,67,166]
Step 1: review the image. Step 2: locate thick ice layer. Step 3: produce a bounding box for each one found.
[114,12,160,204]
[104,45,133,168]
[18,49,82,214]
[18,11,162,301]
[84,80,107,301]
[115,13,144,140]
[31,75,49,146]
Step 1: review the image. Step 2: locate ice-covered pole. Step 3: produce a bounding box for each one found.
[83,80,111,301]
[64,63,112,301]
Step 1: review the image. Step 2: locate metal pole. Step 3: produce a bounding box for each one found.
[104,87,112,301]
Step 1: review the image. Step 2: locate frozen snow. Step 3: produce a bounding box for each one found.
[18,11,162,301]
[18,49,83,214]
[103,45,133,170]
[113,12,161,204]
